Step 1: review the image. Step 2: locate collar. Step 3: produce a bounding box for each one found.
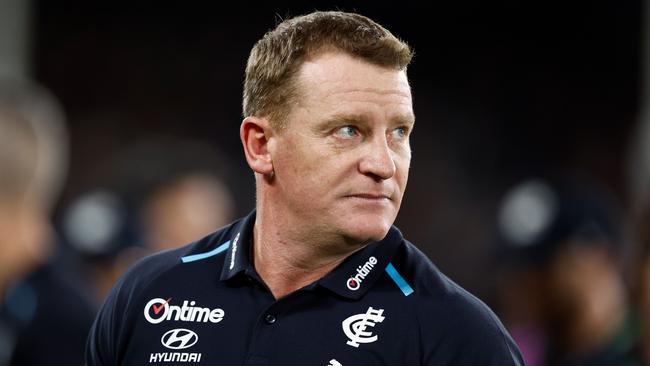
[219,210,404,300]
[317,226,403,300]
[219,210,257,281]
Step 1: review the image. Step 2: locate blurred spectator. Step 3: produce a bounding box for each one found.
[632,199,650,364]
[61,188,142,305]
[0,80,95,365]
[62,138,236,303]
[113,137,236,252]
[494,178,641,366]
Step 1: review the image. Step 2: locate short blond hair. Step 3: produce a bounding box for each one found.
[243,11,413,128]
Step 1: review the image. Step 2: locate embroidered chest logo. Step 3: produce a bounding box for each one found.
[161,328,198,350]
[151,328,202,363]
[341,307,385,348]
[346,256,377,291]
[144,298,225,324]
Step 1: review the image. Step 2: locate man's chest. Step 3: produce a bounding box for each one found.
[120,285,419,366]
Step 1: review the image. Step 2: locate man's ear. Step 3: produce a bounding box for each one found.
[240,116,274,175]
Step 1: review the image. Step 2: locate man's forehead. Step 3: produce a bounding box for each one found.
[297,52,411,97]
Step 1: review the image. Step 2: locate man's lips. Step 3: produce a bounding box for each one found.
[345,193,392,200]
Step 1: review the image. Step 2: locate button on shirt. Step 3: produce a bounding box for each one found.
[86,211,524,365]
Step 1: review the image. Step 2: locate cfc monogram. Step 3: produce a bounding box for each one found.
[342,307,386,348]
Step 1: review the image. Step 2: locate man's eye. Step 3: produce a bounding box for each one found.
[335,126,358,138]
[392,127,408,139]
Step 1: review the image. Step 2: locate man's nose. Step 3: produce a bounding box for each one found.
[358,134,396,181]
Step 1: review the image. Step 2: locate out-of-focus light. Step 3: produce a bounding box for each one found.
[63,190,124,255]
[498,180,557,247]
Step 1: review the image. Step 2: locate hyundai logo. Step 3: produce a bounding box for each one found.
[161,328,198,350]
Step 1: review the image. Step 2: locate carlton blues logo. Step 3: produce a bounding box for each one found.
[342,306,386,347]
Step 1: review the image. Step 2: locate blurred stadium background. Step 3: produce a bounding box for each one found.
[23,0,640,296]
[0,1,647,364]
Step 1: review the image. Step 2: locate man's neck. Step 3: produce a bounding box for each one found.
[251,211,363,299]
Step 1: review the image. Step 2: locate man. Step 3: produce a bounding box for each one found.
[86,11,523,365]
[120,138,236,252]
[63,138,235,304]
[635,197,650,365]
[495,178,640,366]
[0,81,95,365]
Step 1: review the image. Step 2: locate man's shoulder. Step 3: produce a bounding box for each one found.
[114,219,240,298]
[390,239,523,365]
[86,217,246,365]
[395,239,504,325]
[391,239,474,301]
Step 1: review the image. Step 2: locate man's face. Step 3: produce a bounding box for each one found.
[0,196,52,281]
[268,51,414,244]
[141,174,234,251]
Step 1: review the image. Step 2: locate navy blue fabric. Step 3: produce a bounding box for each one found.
[86,211,524,365]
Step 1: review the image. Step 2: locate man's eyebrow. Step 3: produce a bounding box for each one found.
[394,114,415,126]
[313,114,365,132]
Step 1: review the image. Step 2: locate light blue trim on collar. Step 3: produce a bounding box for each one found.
[385,262,414,296]
[181,241,231,263]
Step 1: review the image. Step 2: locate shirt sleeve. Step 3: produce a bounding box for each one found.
[85,283,122,366]
[85,247,188,366]
[419,295,525,366]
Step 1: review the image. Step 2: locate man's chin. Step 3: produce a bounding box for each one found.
[340,220,392,244]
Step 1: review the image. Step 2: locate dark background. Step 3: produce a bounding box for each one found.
[33,1,642,302]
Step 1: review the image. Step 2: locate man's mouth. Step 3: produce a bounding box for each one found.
[346,193,391,200]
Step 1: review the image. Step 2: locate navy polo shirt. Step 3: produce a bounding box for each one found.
[86,211,524,365]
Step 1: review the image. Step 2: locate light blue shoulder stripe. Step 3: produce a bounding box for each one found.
[385,262,414,296]
[181,241,231,263]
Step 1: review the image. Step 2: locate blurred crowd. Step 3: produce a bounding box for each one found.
[0,80,237,365]
[494,178,643,365]
[1,77,650,366]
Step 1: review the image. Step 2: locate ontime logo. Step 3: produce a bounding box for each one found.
[144,298,225,324]
[346,256,378,291]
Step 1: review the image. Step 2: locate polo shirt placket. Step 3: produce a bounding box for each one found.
[218,212,403,365]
